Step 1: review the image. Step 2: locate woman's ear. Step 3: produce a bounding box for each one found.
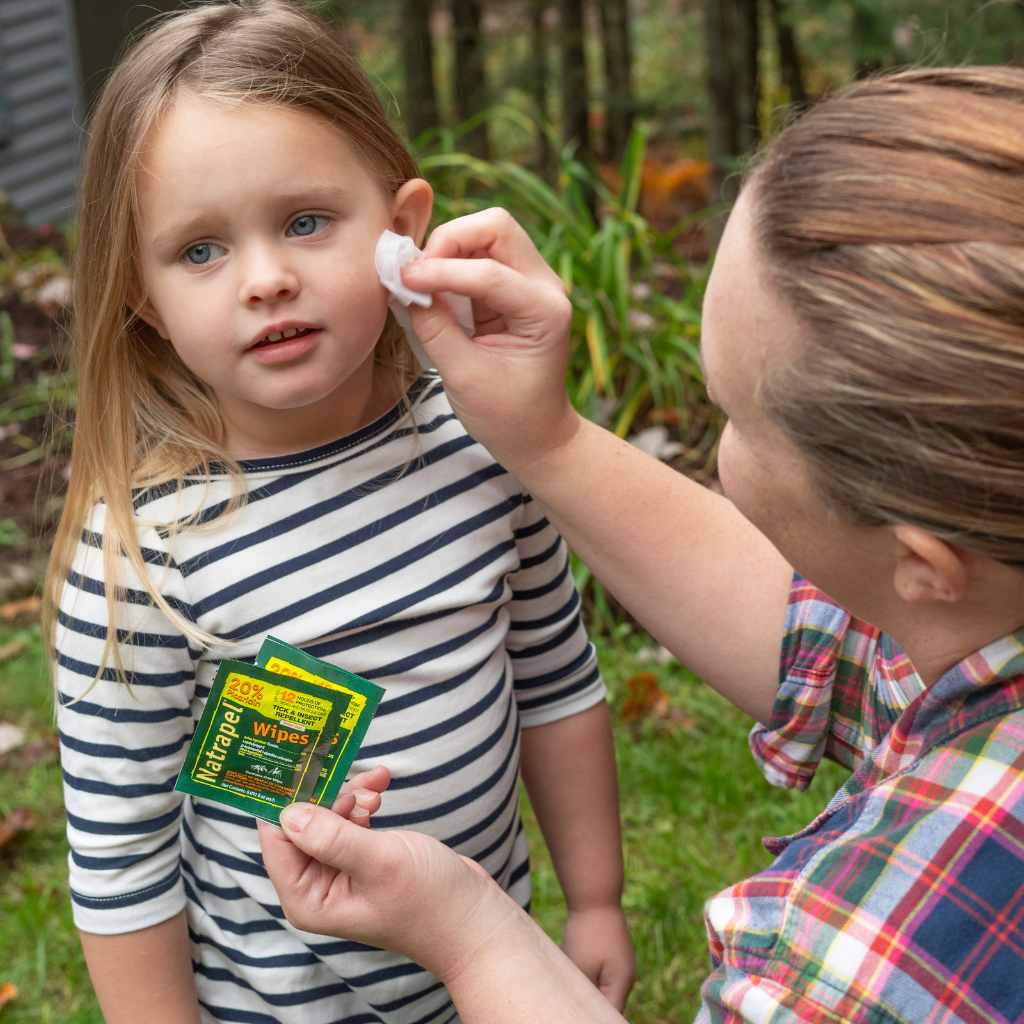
[389,178,433,247]
[891,524,968,605]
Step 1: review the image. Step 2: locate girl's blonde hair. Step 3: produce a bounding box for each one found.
[45,0,421,674]
[751,66,1024,568]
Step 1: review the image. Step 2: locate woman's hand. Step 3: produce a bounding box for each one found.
[402,207,581,475]
[258,801,520,983]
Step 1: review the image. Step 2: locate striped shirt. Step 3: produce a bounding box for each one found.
[699,574,1024,1023]
[56,373,605,1024]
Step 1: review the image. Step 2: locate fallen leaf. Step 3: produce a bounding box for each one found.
[0,808,34,851]
[0,982,17,1009]
[619,671,696,732]
[0,723,26,757]
[0,640,27,664]
[0,596,40,623]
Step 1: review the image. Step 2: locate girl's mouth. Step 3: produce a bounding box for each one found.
[249,326,318,350]
[246,327,322,364]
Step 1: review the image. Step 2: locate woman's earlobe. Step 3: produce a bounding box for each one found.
[891,524,968,605]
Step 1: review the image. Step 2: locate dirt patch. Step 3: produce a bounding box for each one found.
[0,221,72,602]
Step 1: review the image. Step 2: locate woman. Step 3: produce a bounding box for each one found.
[260,67,1024,1022]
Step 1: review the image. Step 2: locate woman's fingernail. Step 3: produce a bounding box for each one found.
[354,789,375,803]
[281,803,314,832]
[351,807,369,819]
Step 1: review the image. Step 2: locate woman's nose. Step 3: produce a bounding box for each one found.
[238,248,300,306]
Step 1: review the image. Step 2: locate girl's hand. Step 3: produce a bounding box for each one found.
[402,208,581,475]
[562,905,635,1011]
[258,801,520,983]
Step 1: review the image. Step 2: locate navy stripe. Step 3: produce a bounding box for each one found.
[220,525,517,644]
[181,859,273,910]
[197,1002,283,1024]
[371,655,492,718]
[387,695,513,791]
[513,644,595,691]
[444,771,521,850]
[57,608,190,649]
[72,832,180,871]
[194,963,354,1006]
[56,651,193,688]
[513,514,549,540]
[471,797,520,865]
[518,535,562,569]
[306,578,505,658]
[80,529,178,568]
[510,557,571,601]
[181,435,488,579]
[183,816,266,877]
[66,805,181,836]
[508,617,581,660]
[62,768,177,799]
[193,799,258,831]
[191,927,320,969]
[59,728,191,762]
[374,713,518,827]
[509,590,580,631]
[359,668,506,759]
[508,854,531,889]
[70,866,180,910]
[364,605,503,680]
[517,666,602,711]
[58,691,192,724]
[66,568,196,620]
[373,980,447,1015]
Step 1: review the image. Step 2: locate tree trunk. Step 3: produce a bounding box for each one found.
[598,0,635,162]
[558,0,591,166]
[768,0,807,108]
[704,0,761,240]
[529,0,555,181]
[451,0,491,158]
[401,0,441,143]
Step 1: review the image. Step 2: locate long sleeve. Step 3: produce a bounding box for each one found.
[507,495,605,727]
[56,503,199,934]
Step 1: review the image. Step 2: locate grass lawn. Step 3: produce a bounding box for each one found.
[0,621,846,1022]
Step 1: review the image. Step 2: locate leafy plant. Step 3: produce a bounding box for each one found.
[419,112,714,631]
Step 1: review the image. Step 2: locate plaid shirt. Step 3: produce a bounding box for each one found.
[697,575,1024,1023]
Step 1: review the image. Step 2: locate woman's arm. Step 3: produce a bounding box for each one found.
[259,804,626,1024]
[80,912,201,1024]
[403,210,791,723]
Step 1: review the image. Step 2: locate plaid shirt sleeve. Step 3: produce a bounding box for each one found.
[697,574,1024,1024]
[749,574,923,789]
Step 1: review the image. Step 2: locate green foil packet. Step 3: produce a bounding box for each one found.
[175,645,383,825]
[254,636,384,810]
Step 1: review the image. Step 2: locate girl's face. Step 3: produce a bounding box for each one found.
[701,188,898,624]
[136,91,430,457]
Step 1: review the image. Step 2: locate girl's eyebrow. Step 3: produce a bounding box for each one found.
[149,185,351,250]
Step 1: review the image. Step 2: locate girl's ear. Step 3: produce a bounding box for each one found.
[129,290,169,340]
[390,178,433,246]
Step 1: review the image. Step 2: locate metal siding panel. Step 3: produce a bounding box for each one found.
[0,0,82,223]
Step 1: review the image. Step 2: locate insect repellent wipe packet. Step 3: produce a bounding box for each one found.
[175,642,383,825]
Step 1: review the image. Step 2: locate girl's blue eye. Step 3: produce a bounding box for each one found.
[288,214,328,237]
[183,242,225,265]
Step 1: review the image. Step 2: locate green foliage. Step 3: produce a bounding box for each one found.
[421,114,707,438]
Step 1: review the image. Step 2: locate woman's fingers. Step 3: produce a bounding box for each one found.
[421,207,563,290]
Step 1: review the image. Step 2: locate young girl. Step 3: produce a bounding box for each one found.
[46,3,632,1022]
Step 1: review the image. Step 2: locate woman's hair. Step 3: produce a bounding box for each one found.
[44,0,421,675]
[750,66,1024,568]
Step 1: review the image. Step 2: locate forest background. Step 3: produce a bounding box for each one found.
[1,1,1022,1020]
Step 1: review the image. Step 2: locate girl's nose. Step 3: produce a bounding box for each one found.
[239,250,300,306]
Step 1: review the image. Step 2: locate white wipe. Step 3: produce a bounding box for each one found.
[374,229,474,369]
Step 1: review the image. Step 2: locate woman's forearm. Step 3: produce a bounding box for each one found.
[80,910,202,1024]
[511,416,791,724]
[443,901,626,1024]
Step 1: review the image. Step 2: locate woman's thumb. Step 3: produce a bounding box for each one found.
[279,802,373,871]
